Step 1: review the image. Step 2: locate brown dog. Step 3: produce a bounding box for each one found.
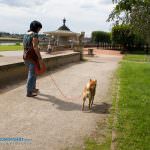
[82,79,97,111]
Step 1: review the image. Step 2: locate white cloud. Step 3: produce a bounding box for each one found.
[0,0,114,37]
[99,0,113,5]
[0,0,45,7]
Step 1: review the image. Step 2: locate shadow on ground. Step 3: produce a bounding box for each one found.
[33,93,111,114]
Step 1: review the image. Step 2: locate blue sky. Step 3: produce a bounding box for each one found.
[0,0,115,37]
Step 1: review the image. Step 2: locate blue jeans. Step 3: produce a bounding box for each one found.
[24,61,36,94]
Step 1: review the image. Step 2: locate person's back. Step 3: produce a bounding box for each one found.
[23,33,32,48]
[23,32,38,62]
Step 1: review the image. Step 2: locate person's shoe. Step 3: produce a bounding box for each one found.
[33,88,39,93]
[26,92,37,97]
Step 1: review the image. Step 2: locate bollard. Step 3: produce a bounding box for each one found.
[88,49,94,55]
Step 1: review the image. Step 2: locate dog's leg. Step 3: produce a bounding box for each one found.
[82,97,86,111]
[91,89,96,107]
[91,96,94,107]
[89,96,92,109]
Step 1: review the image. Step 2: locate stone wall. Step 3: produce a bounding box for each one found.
[0,52,80,89]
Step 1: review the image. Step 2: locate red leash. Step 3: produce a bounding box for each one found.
[49,74,82,101]
[35,62,82,100]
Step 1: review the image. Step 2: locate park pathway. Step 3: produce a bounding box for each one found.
[0,54,121,150]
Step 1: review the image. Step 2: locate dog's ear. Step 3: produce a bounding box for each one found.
[90,79,92,82]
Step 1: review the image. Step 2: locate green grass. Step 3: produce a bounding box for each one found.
[0,37,19,41]
[0,45,23,51]
[84,138,111,150]
[116,54,150,150]
[124,54,150,62]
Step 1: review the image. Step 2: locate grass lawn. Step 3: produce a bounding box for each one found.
[0,45,23,51]
[124,54,150,62]
[84,138,111,150]
[116,54,150,150]
[0,37,20,40]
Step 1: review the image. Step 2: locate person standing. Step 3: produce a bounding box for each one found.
[47,43,52,53]
[23,20,43,97]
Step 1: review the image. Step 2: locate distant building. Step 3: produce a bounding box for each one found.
[44,18,81,46]
[83,37,92,44]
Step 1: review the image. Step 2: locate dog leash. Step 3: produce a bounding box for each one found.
[49,73,82,101]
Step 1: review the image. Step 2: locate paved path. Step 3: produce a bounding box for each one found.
[84,48,122,56]
[0,54,122,150]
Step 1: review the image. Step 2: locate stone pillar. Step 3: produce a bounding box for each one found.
[78,32,85,60]
[73,32,85,60]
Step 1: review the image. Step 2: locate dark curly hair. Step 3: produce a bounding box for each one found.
[29,20,42,33]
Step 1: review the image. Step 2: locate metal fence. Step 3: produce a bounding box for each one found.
[84,42,150,51]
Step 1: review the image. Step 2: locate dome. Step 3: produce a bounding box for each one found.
[58,18,71,31]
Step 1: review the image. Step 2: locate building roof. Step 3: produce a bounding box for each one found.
[58,25,70,31]
[44,18,80,37]
[58,18,71,31]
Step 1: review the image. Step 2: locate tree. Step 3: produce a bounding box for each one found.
[112,25,134,50]
[92,31,111,44]
[112,25,145,51]
[108,0,150,44]
[130,2,150,44]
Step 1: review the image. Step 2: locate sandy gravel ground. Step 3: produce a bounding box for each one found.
[0,54,121,150]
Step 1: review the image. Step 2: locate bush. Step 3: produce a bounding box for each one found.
[92,31,111,44]
[112,25,146,50]
[15,42,21,46]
